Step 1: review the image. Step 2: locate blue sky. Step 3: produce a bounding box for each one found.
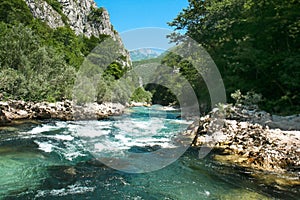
[95,0,189,33]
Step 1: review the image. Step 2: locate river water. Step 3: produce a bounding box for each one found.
[0,106,299,199]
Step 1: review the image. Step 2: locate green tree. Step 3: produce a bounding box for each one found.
[0,23,75,101]
[169,0,300,114]
[0,0,33,25]
[130,87,152,103]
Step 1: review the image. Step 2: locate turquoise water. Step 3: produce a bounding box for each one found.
[0,106,299,199]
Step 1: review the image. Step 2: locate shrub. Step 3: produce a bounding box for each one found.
[131,87,152,103]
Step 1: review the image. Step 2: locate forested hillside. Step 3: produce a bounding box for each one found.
[168,0,299,114]
[0,0,129,102]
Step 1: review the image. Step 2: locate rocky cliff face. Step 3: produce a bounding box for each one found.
[24,0,65,28]
[24,0,131,66]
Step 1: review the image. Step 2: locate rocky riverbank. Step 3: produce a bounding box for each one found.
[128,101,151,107]
[0,100,125,124]
[191,104,300,176]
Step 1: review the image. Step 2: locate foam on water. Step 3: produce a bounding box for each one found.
[27,125,58,135]
[50,134,74,141]
[64,106,190,158]
[35,183,95,197]
[16,106,191,162]
[34,140,54,153]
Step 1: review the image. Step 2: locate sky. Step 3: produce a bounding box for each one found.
[95,0,189,33]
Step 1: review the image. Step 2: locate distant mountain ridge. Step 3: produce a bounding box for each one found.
[130,48,164,61]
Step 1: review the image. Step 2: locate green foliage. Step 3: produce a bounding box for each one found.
[0,1,99,71]
[88,7,105,23]
[0,0,33,25]
[0,22,75,102]
[145,84,177,106]
[0,68,26,99]
[132,57,163,67]
[44,0,69,25]
[140,50,210,109]
[130,87,152,103]
[73,36,132,105]
[162,51,210,104]
[0,1,129,104]
[81,35,107,56]
[0,23,39,70]
[104,62,126,79]
[48,27,85,69]
[169,0,300,114]
[231,90,262,109]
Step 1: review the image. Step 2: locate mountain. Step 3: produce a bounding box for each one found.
[0,0,131,102]
[24,0,131,66]
[130,48,164,61]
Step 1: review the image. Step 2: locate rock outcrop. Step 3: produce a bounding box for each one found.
[191,105,300,173]
[25,0,110,38]
[0,100,125,123]
[24,0,131,66]
[25,0,65,28]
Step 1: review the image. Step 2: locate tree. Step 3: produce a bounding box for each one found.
[0,0,33,25]
[169,0,300,114]
[0,23,75,101]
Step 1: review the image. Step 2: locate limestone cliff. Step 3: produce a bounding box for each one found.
[24,0,131,66]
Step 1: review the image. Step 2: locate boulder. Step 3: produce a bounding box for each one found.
[193,105,300,173]
[0,109,10,124]
[0,100,126,124]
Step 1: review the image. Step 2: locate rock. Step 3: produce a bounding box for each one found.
[25,0,65,28]
[0,100,126,124]
[239,122,248,129]
[16,110,30,119]
[267,114,300,130]
[219,188,270,200]
[0,109,10,124]
[129,101,151,107]
[24,0,131,67]
[192,104,300,174]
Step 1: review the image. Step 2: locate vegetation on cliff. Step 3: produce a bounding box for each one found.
[0,0,131,103]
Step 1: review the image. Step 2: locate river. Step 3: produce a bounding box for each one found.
[0,106,298,199]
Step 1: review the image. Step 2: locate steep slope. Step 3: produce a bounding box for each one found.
[24,0,131,66]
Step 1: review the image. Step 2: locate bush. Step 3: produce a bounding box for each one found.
[88,7,105,23]
[130,87,152,103]
[0,23,76,102]
[44,0,69,25]
[0,0,33,25]
[231,90,262,109]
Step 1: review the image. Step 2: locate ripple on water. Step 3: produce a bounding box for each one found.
[0,106,299,199]
[0,151,50,198]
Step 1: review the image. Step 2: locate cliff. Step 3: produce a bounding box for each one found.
[24,0,131,66]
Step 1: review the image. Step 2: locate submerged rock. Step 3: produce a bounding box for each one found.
[219,188,270,200]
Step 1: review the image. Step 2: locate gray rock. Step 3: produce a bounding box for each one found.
[25,0,65,28]
[23,0,131,67]
[193,105,300,173]
[0,100,125,123]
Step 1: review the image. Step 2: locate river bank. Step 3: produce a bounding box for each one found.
[190,104,300,185]
[0,100,125,124]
